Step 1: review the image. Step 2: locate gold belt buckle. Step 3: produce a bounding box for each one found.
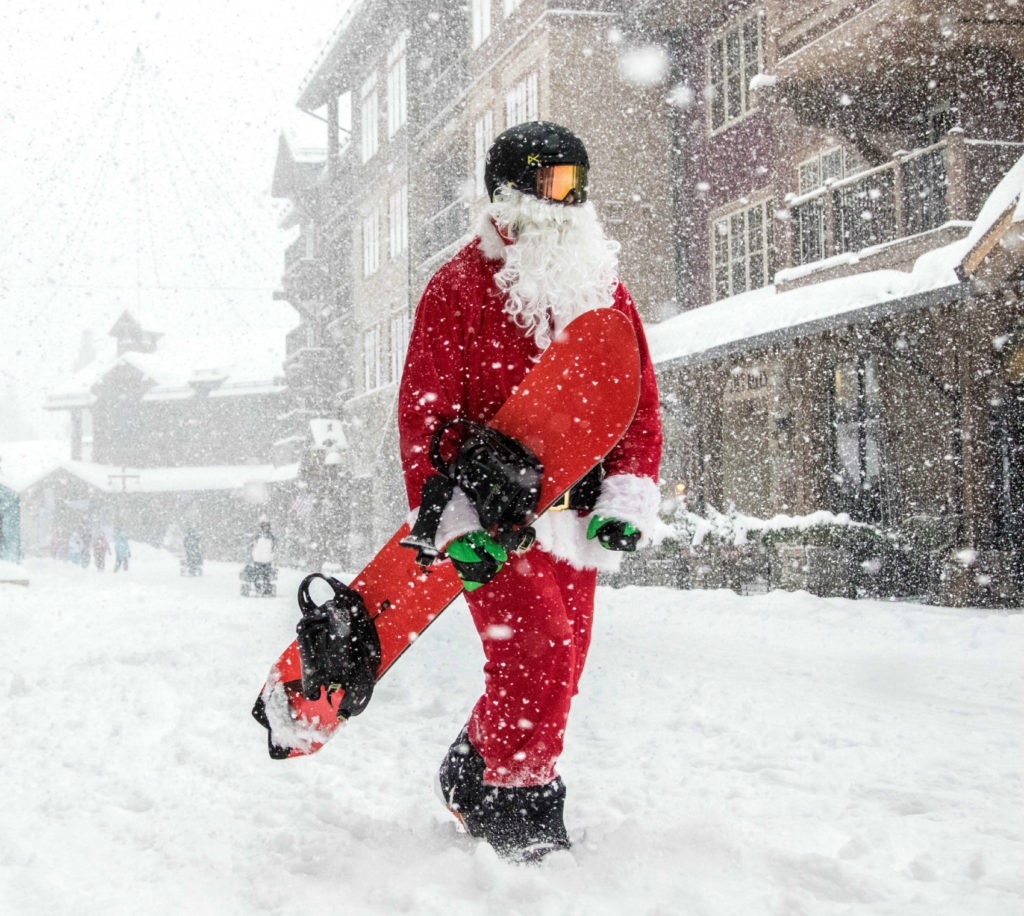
[548,490,571,512]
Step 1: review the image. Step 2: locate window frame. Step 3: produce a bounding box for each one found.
[389,184,408,260]
[474,111,495,198]
[505,72,538,127]
[831,354,884,523]
[362,208,380,277]
[389,312,410,384]
[471,0,492,49]
[363,324,382,393]
[705,8,764,135]
[386,32,408,139]
[710,197,773,300]
[797,146,847,195]
[360,72,379,163]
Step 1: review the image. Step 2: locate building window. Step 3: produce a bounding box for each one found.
[389,184,408,259]
[474,111,495,198]
[797,147,847,195]
[360,73,379,162]
[505,72,537,127]
[363,325,382,392]
[389,312,410,384]
[712,199,771,299]
[503,0,521,16]
[792,148,847,265]
[706,9,763,133]
[832,355,883,523]
[362,209,380,276]
[471,0,491,48]
[387,32,408,138]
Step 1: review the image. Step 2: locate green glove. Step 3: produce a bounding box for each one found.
[446,531,508,591]
[586,515,641,552]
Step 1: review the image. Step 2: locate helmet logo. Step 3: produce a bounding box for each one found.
[526,153,541,167]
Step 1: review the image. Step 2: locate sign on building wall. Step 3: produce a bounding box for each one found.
[723,364,777,402]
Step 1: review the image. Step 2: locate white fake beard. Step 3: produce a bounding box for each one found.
[489,188,620,350]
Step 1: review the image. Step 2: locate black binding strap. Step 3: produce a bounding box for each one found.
[294,573,381,718]
[400,418,543,566]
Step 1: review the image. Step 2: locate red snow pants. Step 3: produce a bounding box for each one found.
[464,548,597,787]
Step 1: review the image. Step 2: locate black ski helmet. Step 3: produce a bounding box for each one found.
[484,121,589,203]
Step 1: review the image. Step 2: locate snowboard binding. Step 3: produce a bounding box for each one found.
[401,419,542,566]
[294,573,382,718]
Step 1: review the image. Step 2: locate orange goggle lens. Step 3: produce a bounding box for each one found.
[535,164,588,203]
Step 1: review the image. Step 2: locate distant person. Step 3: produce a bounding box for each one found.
[68,530,83,566]
[113,534,131,573]
[182,528,203,575]
[250,518,276,566]
[244,517,277,597]
[93,533,110,571]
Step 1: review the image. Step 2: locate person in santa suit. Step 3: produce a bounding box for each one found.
[397,121,662,861]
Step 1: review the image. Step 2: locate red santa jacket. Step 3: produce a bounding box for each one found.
[397,220,663,571]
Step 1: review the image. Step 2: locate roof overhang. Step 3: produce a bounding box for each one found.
[654,282,970,372]
[296,0,368,111]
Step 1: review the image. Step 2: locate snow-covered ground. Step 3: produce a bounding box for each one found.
[1,544,1021,915]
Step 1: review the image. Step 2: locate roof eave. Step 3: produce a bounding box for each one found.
[658,282,971,372]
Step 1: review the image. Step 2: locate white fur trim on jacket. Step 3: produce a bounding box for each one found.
[533,473,662,572]
[406,474,661,573]
[531,511,624,572]
[592,474,661,545]
[477,214,509,262]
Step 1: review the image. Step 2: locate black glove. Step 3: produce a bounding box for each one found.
[586,516,641,552]
[446,531,508,591]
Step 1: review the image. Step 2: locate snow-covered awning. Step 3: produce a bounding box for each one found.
[648,241,968,370]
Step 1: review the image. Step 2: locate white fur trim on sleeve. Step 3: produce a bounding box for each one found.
[592,474,661,546]
[405,486,481,551]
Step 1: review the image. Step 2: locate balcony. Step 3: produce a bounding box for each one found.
[783,132,1024,283]
[773,0,1024,85]
[280,235,329,312]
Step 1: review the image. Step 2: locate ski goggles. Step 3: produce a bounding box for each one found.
[533,163,588,204]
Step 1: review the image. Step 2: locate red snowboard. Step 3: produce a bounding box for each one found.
[252,308,640,758]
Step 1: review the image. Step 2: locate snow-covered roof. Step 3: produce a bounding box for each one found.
[959,150,1024,278]
[19,460,298,496]
[648,237,968,368]
[0,439,68,493]
[47,328,286,405]
[271,127,328,200]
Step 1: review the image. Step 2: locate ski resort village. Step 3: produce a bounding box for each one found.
[1,0,1022,912]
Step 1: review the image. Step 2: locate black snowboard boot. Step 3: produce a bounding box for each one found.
[437,728,571,863]
[474,779,572,863]
[437,726,488,827]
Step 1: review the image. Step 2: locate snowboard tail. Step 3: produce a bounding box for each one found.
[252,308,642,758]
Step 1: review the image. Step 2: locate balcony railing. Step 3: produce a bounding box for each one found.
[788,133,1024,268]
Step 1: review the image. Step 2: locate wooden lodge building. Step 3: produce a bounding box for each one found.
[36,312,297,562]
[271,0,1023,605]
